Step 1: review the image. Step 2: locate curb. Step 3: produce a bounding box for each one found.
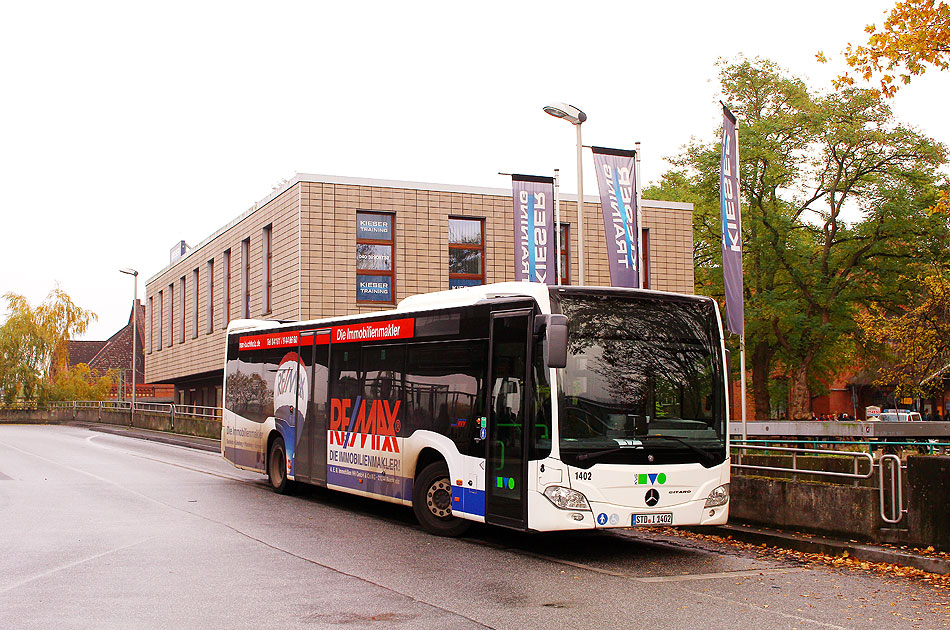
[696,524,950,575]
[76,422,221,453]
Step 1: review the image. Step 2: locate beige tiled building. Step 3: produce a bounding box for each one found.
[144,174,694,406]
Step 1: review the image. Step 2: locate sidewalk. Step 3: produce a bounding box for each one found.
[692,522,950,576]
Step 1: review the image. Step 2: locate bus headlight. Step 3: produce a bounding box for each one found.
[704,484,729,508]
[543,486,591,511]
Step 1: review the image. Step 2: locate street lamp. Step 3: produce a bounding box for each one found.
[119,268,138,427]
[543,102,587,285]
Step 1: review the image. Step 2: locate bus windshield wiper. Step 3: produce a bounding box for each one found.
[641,435,719,467]
[575,445,640,462]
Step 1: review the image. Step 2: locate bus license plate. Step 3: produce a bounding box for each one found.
[632,513,673,526]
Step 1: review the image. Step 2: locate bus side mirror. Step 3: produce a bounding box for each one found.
[536,314,568,368]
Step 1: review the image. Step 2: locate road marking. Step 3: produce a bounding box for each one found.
[466,536,803,582]
[85,434,251,483]
[0,538,152,595]
[635,567,800,582]
[125,452,251,483]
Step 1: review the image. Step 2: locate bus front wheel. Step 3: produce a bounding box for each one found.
[413,462,470,537]
[268,436,290,494]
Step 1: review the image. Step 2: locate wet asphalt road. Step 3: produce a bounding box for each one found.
[0,424,946,630]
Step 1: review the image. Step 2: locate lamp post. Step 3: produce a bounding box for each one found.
[543,102,587,285]
[119,268,138,427]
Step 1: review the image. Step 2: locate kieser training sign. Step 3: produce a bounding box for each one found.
[591,146,640,288]
[511,174,555,284]
[720,105,744,335]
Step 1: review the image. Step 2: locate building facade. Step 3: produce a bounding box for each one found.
[144,174,695,406]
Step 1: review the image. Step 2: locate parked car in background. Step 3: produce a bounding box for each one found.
[876,410,924,422]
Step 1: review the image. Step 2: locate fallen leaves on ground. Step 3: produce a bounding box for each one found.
[649,527,950,592]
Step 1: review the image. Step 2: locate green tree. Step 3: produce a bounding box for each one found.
[821,0,950,97]
[0,287,97,403]
[647,57,947,419]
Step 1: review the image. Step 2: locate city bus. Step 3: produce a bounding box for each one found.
[222,282,730,535]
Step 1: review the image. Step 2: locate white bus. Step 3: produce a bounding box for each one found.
[222,283,730,535]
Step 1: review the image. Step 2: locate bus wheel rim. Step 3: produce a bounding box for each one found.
[426,478,452,519]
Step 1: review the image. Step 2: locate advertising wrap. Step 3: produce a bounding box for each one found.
[591,146,640,288]
[720,105,744,335]
[511,174,555,284]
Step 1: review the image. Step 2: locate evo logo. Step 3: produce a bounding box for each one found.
[635,473,667,486]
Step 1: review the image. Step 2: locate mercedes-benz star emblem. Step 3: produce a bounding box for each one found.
[645,489,660,507]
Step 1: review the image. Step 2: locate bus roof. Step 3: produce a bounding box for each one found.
[226,283,715,336]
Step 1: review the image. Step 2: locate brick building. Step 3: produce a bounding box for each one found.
[66,301,146,396]
[144,174,695,406]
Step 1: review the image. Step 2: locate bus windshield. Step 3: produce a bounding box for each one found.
[551,290,726,468]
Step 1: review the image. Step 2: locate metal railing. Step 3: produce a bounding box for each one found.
[45,400,222,421]
[732,442,906,524]
[879,454,907,524]
[731,443,875,480]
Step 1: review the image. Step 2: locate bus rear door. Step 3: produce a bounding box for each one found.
[296,329,331,485]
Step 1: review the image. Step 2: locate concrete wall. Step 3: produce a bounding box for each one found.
[0,408,220,440]
[730,476,883,540]
[732,455,950,551]
[905,456,950,550]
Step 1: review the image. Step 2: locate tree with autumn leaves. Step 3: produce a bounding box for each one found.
[858,270,950,400]
[822,0,950,98]
[0,288,114,404]
[646,57,948,419]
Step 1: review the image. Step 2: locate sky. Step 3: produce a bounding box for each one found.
[1,0,946,341]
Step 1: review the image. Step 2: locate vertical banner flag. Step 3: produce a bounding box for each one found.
[720,105,744,334]
[511,174,556,283]
[591,147,640,288]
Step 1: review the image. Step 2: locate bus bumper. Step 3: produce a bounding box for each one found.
[586,497,729,529]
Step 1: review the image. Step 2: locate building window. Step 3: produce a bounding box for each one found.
[192,268,199,339]
[147,296,153,353]
[223,249,231,327]
[448,217,484,288]
[241,238,250,319]
[262,224,272,314]
[206,259,214,334]
[641,228,650,289]
[179,276,186,344]
[558,223,570,285]
[167,283,173,347]
[356,212,395,303]
[157,291,163,350]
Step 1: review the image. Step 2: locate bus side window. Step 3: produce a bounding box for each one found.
[404,341,485,456]
[360,344,405,434]
[225,344,282,423]
[329,346,362,408]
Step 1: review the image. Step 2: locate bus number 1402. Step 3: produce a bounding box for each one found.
[574,471,591,481]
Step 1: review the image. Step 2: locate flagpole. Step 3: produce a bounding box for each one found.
[635,141,643,289]
[554,168,561,284]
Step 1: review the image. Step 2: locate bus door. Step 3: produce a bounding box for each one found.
[296,329,331,485]
[485,309,532,530]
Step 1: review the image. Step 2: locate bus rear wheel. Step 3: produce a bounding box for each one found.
[413,462,470,537]
[268,436,290,494]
